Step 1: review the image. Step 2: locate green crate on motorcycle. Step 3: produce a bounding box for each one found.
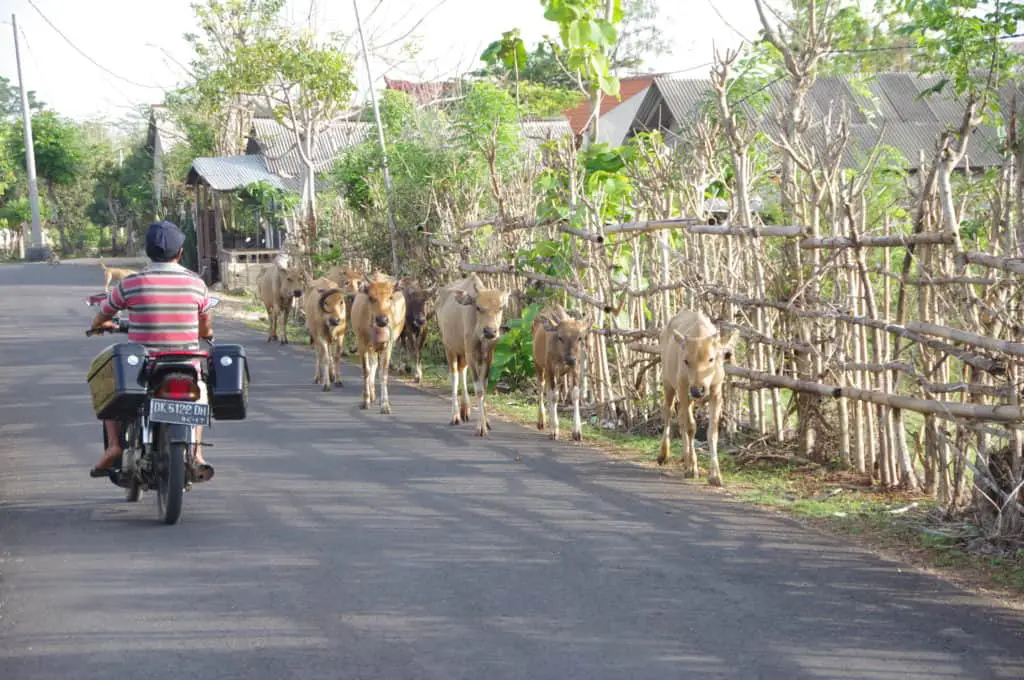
[86,342,148,420]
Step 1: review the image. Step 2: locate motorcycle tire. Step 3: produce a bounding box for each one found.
[154,424,186,525]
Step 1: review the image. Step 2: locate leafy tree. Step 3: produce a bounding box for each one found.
[6,111,86,252]
[0,76,45,120]
[609,0,671,72]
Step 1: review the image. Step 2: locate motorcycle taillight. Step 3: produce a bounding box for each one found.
[155,375,201,402]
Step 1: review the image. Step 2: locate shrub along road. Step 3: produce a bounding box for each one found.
[1,261,1023,680]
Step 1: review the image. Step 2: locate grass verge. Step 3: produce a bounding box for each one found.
[222,297,1024,607]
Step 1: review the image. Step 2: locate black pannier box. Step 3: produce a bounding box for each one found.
[87,342,148,420]
[209,344,249,420]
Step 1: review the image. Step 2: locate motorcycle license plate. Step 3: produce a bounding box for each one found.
[149,399,211,426]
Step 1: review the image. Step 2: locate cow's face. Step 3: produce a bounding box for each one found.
[318,289,345,328]
[454,287,509,343]
[673,329,737,400]
[406,289,433,334]
[281,268,307,298]
[340,270,364,295]
[542,315,591,369]
[360,277,402,334]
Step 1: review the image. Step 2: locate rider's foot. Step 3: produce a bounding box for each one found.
[90,446,122,477]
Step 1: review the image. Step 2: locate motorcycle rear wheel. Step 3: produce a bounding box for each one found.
[154,424,185,525]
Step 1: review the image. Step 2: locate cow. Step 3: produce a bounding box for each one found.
[301,277,347,390]
[397,277,435,384]
[436,273,510,436]
[658,309,737,486]
[256,262,308,344]
[531,304,591,442]
[349,272,406,413]
[326,265,366,356]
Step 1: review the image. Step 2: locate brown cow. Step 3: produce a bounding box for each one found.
[256,262,308,344]
[658,309,737,486]
[436,273,510,436]
[302,276,347,390]
[531,304,591,442]
[326,265,365,356]
[349,272,406,413]
[398,278,435,384]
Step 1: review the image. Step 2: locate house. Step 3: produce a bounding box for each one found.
[620,73,1019,172]
[384,75,461,107]
[563,73,663,144]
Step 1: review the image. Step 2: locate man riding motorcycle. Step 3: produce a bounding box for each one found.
[89,220,216,482]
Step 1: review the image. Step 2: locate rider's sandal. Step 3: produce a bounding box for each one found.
[192,463,215,483]
[89,467,115,478]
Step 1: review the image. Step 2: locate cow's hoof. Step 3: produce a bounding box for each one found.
[707,476,723,487]
[380,403,392,415]
[334,380,344,387]
[537,421,544,431]
[413,376,422,384]
[360,401,369,410]
[450,416,461,425]
[549,432,557,441]
[572,431,582,442]
[476,427,487,437]
[683,470,697,479]
[322,384,331,392]
[280,339,289,346]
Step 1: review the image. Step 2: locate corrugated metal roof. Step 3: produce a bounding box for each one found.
[250,118,373,177]
[638,72,1019,170]
[186,155,296,192]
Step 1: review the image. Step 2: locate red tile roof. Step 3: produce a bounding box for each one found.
[563,74,661,135]
[383,76,457,107]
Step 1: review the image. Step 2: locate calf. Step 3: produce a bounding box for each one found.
[326,265,365,356]
[531,304,591,441]
[256,262,308,344]
[349,272,406,413]
[658,309,737,486]
[398,278,435,384]
[436,273,510,436]
[302,276,347,390]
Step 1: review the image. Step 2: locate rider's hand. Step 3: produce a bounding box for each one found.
[93,319,118,331]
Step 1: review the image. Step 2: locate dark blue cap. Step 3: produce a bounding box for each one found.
[145,220,186,262]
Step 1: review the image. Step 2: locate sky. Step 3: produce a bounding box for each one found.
[0,0,769,127]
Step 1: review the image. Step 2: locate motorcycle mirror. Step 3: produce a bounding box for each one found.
[206,297,221,310]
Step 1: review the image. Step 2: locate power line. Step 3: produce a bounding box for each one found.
[26,0,165,90]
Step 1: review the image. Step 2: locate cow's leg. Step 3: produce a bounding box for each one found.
[448,352,462,425]
[317,338,333,391]
[279,301,290,345]
[536,366,547,431]
[367,352,379,405]
[707,390,724,486]
[459,362,471,423]
[680,395,699,479]
[657,384,676,465]
[331,335,344,386]
[547,372,559,441]
[266,306,277,342]
[360,352,372,409]
[413,333,425,384]
[379,343,393,414]
[313,335,323,384]
[570,371,583,442]
[475,360,491,437]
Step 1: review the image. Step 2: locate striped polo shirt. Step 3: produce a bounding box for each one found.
[101,262,212,349]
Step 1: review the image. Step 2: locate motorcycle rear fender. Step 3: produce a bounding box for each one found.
[144,419,200,446]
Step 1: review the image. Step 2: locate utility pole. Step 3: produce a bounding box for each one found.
[352,0,400,275]
[12,14,46,261]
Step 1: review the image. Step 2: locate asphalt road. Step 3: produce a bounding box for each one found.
[1,261,1023,680]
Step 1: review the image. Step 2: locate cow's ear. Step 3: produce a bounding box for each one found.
[499,291,510,307]
[453,289,475,306]
[542,318,558,332]
[672,329,688,349]
[719,330,739,361]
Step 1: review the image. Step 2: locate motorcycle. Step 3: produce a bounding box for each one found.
[84,292,250,525]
